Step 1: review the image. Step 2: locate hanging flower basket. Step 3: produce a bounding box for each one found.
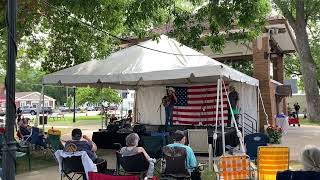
[266,125,282,144]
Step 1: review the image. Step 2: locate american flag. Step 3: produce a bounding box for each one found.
[172,84,229,125]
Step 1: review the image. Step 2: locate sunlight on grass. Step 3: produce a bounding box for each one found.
[299,119,320,126]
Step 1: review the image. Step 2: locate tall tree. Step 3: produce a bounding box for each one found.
[274,0,320,120]
[126,0,270,51]
[76,87,121,106]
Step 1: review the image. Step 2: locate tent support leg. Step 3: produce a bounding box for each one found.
[222,80,245,153]
[213,78,221,160]
[73,87,76,123]
[42,85,45,130]
[220,76,226,156]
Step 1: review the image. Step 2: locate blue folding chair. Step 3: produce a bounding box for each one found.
[244,133,269,161]
[30,127,47,148]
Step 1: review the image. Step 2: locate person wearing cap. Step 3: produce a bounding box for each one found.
[228,85,240,127]
[163,87,177,131]
[166,130,197,171]
[65,128,107,172]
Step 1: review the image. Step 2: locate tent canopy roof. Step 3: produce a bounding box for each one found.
[43,35,258,88]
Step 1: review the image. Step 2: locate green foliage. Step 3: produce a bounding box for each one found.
[0,0,270,73]
[76,87,121,106]
[66,96,73,109]
[126,0,270,52]
[0,0,129,73]
[201,168,216,180]
[222,60,253,76]
[266,125,282,144]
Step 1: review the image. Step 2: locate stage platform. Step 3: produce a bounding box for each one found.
[92,124,240,156]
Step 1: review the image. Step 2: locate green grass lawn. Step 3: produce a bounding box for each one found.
[299,119,320,126]
[46,115,103,126]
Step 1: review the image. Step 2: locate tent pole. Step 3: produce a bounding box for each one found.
[220,76,225,155]
[120,90,123,119]
[213,78,220,159]
[222,80,245,153]
[100,85,103,130]
[35,96,40,127]
[133,89,137,124]
[42,85,45,130]
[73,87,76,123]
[257,86,260,132]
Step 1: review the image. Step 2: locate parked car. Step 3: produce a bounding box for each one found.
[85,106,95,111]
[58,106,69,112]
[20,106,53,115]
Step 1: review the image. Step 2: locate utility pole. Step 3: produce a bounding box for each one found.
[3,0,17,179]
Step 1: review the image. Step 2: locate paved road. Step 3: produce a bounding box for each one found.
[282,125,320,160]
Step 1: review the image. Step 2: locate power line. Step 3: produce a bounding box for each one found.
[40,0,207,57]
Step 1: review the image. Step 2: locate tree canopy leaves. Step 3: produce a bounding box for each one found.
[0,0,271,73]
[76,87,121,106]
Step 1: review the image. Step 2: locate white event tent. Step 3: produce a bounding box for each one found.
[43,35,259,126]
[43,35,260,154]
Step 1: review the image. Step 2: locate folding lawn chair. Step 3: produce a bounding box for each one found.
[56,143,97,180]
[141,135,166,175]
[17,126,32,146]
[214,154,256,180]
[116,151,149,179]
[162,146,191,180]
[61,155,86,180]
[29,127,47,148]
[48,134,64,152]
[258,146,289,180]
[244,133,269,161]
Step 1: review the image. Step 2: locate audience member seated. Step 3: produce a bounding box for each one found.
[120,133,156,178]
[166,130,200,179]
[302,145,320,171]
[18,118,31,137]
[110,114,118,124]
[65,128,107,173]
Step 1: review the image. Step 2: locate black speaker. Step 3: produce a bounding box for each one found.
[133,124,146,135]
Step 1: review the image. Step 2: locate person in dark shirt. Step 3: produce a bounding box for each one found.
[126,110,133,123]
[294,103,300,118]
[228,85,239,127]
[164,87,177,131]
[109,114,118,124]
[65,128,107,172]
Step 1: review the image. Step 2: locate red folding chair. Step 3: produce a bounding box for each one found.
[88,172,139,180]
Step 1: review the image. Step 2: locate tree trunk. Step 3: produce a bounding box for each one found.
[292,1,320,120]
[295,28,320,120]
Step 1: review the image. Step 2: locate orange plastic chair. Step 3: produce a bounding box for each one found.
[214,155,255,180]
[257,146,289,180]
